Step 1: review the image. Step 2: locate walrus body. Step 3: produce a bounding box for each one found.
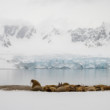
[56,85,71,92]
[31,79,41,88]
[85,86,96,91]
[56,86,67,92]
[31,79,42,91]
[75,86,85,92]
[43,85,57,92]
[31,86,42,91]
[30,79,110,92]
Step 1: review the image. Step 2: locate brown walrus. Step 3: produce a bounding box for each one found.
[85,86,96,91]
[58,82,70,87]
[31,79,41,88]
[30,79,110,92]
[32,86,43,91]
[75,86,85,92]
[43,85,57,92]
[56,85,71,92]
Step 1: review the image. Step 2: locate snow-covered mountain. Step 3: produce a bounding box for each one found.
[0,23,36,47]
[41,22,110,47]
[0,22,110,48]
[0,21,110,69]
[68,23,110,47]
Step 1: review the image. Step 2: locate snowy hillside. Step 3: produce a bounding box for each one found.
[0,23,36,47]
[41,22,110,47]
[69,23,110,47]
[0,21,110,69]
[0,22,110,48]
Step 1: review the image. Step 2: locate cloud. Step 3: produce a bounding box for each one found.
[0,0,110,27]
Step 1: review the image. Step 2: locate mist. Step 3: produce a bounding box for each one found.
[0,0,110,28]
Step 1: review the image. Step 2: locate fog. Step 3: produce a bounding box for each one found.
[0,0,110,57]
[0,0,110,28]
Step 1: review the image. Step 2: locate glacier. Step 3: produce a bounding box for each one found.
[1,55,110,69]
[0,21,110,69]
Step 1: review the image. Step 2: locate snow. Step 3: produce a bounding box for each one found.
[1,22,110,69]
[0,91,110,110]
[0,22,110,56]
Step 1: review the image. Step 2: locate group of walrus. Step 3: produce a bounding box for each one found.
[31,79,110,92]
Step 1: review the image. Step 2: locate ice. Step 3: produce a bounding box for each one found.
[0,53,110,69]
[0,21,110,69]
[0,91,110,110]
[4,55,110,69]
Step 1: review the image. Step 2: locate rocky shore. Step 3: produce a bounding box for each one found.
[0,85,31,91]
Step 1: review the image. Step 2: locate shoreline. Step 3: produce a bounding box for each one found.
[0,85,31,91]
[0,84,110,92]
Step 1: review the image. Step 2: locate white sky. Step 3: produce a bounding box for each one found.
[0,0,110,27]
[0,0,110,56]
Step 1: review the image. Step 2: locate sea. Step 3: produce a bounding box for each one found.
[0,69,110,86]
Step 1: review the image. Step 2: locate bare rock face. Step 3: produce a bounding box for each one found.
[69,23,109,47]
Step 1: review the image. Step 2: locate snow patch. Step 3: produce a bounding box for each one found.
[0,91,110,110]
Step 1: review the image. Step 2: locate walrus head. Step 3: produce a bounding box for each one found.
[30,79,41,88]
[30,79,33,86]
[31,79,34,83]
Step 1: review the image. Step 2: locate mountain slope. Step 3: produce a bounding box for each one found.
[0,23,36,47]
[0,22,110,48]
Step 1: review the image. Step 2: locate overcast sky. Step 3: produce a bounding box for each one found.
[0,0,110,27]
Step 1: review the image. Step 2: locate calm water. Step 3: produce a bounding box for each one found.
[0,69,110,86]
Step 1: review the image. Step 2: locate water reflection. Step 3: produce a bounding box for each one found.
[0,69,110,86]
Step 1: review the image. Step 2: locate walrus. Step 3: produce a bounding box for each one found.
[94,85,106,91]
[75,86,85,92]
[85,86,96,91]
[69,85,76,91]
[31,79,41,88]
[56,86,67,92]
[56,85,71,92]
[49,87,56,92]
[96,85,110,91]
[62,83,70,86]
[102,85,110,90]
[58,82,70,88]
[43,85,57,92]
[31,86,43,91]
